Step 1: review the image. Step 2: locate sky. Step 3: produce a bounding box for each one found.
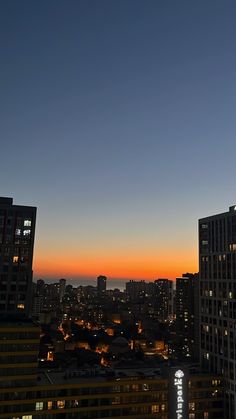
[1,0,236,283]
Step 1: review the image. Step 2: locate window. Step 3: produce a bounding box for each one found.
[189,402,195,411]
[24,220,31,226]
[17,303,25,310]
[13,256,19,263]
[23,229,31,236]
[47,401,53,410]
[35,402,43,411]
[23,416,32,419]
[57,400,65,409]
[15,229,21,236]
[151,405,159,413]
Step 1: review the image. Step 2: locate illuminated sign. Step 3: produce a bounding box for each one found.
[174,370,184,418]
[168,367,188,419]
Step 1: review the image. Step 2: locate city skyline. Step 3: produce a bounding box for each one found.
[1,1,236,281]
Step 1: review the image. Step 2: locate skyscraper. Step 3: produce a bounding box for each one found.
[175,274,198,360]
[59,278,66,302]
[199,205,236,418]
[154,278,173,321]
[0,197,36,316]
[97,275,107,294]
[0,197,39,390]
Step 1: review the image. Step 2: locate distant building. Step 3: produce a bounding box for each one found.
[36,278,45,295]
[125,280,146,301]
[0,197,36,316]
[97,275,107,294]
[175,273,198,359]
[59,278,66,302]
[154,278,173,321]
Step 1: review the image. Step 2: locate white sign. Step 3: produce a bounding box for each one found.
[174,370,185,419]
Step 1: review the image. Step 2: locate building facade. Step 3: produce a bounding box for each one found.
[176,274,199,360]
[154,279,173,322]
[199,205,236,418]
[0,197,36,316]
[0,368,223,419]
[97,275,107,295]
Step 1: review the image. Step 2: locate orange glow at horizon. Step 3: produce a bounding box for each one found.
[33,246,198,280]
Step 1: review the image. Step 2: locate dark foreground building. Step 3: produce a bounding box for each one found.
[0,365,223,419]
[0,197,36,316]
[199,205,236,418]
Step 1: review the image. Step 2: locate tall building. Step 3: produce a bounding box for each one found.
[0,197,40,393]
[154,278,173,321]
[59,278,66,302]
[175,274,198,359]
[97,275,107,294]
[199,205,236,418]
[0,197,36,316]
[125,280,146,301]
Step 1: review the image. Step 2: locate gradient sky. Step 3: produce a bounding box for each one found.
[1,0,236,282]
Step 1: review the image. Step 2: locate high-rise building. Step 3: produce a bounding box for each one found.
[0,197,36,316]
[125,280,146,301]
[199,205,236,418]
[0,198,39,392]
[59,278,66,302]
[97,275,107,294]
[175,273,198,360]
[154,278,173,321]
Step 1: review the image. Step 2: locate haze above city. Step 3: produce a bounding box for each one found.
[1,1,236,282]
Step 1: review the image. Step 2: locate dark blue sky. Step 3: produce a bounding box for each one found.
[1,1,236,280]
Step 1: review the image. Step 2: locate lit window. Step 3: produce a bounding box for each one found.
[189,402,195,411]
[151,405,159,413]
[202,240,208,245]
[13,256,19,263]
[22,416,32,419]
[57,400,65,409]
[47,401,53,410]
[201,224,208,229]
[23,229,31,236]
[17,303,25,310]
[24,220,31,226]
[204,413,209,419]
[36,402,43,411]
[15,229,21,236]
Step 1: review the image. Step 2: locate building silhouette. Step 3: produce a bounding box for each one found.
[199,205,236,418]
[154,278,173,321]
[59,278,66,302]
[0,197,36,316]
[176,273,198,360]
[97,275,107,294]
[0,197,39,391]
